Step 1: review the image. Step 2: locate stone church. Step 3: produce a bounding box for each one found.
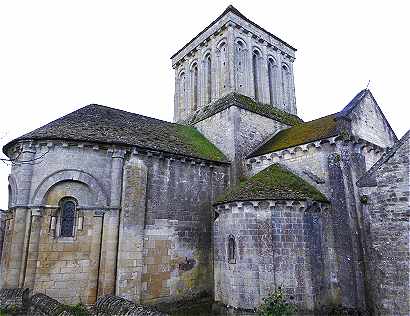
[0,5,408,315]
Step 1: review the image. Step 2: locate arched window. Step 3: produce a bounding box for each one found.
[235,40,246,93]
[205,54,212,104]
[228,235,236,263]
[281,64,291,109]
[268,58,278,106]
[60,198,76,237]
[191,63,199,111]
[179,71,186,115]
[252,50,261,101]
[217,41,228,95]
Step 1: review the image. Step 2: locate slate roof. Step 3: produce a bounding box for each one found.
[171,5,296,60]
[184,92,303,127]
[248,89,397,158]
[216,163,328,204]
[248,114,338,158]
[3,104,228,163]
[357,130,410,187]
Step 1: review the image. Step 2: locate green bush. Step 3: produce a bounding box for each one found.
[257,287,296,316]
[64,303,90,316]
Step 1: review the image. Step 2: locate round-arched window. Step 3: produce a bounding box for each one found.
[60,199,76,237]
[228,235,236,264]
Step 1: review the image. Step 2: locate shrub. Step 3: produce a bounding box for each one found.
[257,287,296,316]
[64,303,90,316]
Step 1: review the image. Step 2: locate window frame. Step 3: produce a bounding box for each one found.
[57,197,78,240]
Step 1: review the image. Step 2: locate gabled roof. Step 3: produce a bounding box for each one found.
[248,114,338,158]
[171,5,296,60]
[3,104,228,163]
[248,89,397,158]
[216,163,328,204]
[184,92,303,127]
[337,89,397,140]
[357,130,410,187]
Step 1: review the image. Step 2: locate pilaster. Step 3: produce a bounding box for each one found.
[98,149,125,296]
[6,144,35,287]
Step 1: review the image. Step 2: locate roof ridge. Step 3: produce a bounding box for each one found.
[170,5,296,60]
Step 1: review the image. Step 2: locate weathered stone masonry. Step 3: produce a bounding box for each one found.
[0,5,408,316]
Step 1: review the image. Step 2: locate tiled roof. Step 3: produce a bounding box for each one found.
[184,92,303,127]
[3,104,228,163]
[216,163,328,204]
[248,114,338,158]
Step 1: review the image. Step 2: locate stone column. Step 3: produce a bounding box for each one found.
[227,23,235,93]
[86,211,104,304]
[275,50,284,110]
[23,208,42,288]
[245,33,255,99]
[288,60,297,115]
[6,144,35,287]
[116,155,147,302]
[98,149,125,296]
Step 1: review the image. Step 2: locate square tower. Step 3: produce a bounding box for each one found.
[171,5,297,122]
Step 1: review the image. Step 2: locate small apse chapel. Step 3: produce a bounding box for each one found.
[1,5,408,316]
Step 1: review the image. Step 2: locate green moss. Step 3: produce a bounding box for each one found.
[235,94,303,126]
[250,114,338,157]
[217,163,328,203]
[175,125,227,162]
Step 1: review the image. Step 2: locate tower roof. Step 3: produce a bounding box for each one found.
[3,104,228,163]
[171,5,296,62]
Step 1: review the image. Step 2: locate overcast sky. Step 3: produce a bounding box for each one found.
[0,0,408,209]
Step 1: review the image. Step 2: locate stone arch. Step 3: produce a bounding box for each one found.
[216,39,229,96]
[31,169,109,206]
[190,60,199,111]
[177,69,187,117]
[267,56,278,106]
[203,51,212,104]
[227,234,236,263]
[252,47,262,102]
[281,63,292,109]
[235,38,247,93]
[8,175,17,207]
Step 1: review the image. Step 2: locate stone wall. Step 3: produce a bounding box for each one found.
[0,141,230,305]
[172,7,297,122]
[195,106,288,183]
[348,93,397,148]
[359,134,409,315]
[213,200,336,311]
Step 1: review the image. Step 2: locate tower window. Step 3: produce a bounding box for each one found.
[228,235,236,264]
[60,199,76,237]
[252,50,261,102]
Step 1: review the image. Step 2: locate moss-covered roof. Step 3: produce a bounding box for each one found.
[184,92,303,127]
[216,163,328,204]
[3,104,228,163]
[248,114,338,158]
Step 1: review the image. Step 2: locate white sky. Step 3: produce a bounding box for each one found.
[0,0,409,209]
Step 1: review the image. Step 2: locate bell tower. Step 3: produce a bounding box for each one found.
[171,5,297,122]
